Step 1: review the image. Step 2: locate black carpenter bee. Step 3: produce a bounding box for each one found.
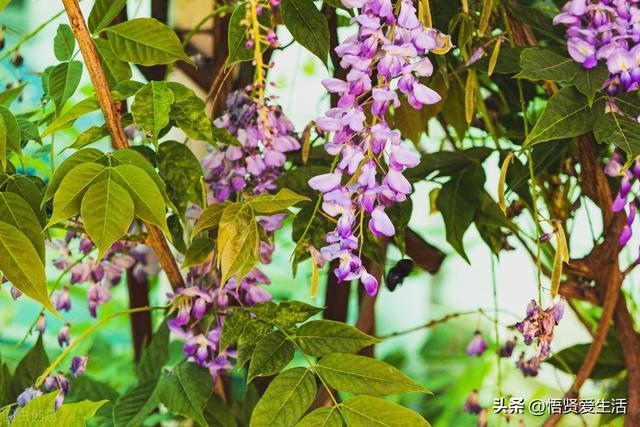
[385,259,414,292]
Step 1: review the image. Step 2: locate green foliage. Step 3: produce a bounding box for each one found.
[131,81,175,145]
[48,61,83,113]
[156,361,213,426]
[247,331,295,382]
[13,392,106,427]
[341,395,430,426]
[166,82,214,143]
[593,110,640,158]
[157,140,203,215]
[104,18,192,66]
[137,321,171,383]
[88,0,127,34]
[8,336,49,402]
[296,319,381,356]
[280,0,330,66]
[53,24,75,62]
[113,380,160,427]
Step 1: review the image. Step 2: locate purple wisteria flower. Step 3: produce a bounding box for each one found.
[58,323,71,347]
[466,330,488,356]
[70,356,89,377]
[514,299,565,360]
[605,151,639,249]
[202,88,300,204]
[554,0,640,95]
[309,0,451,295]
[516,352,541,377]
[498,336,517,358]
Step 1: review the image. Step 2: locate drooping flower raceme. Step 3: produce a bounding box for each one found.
[605,151,639,251]
[309,0,451,296]
[514,298,565,377]
[553,0,640,95]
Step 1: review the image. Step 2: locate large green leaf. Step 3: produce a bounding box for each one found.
[0,106,21,159]
[47,162,107,226]
[273,301,323,329]
[167,82,213,142]
[0,222,57,317]
[105,18,192,66]
[111,164,169,233]
[191,201,232,238]
[436,164,485,262]
[94,37,132,87]
[41,97,101,137]
[66,375,119,420]
[546,342,625,379]
[316,353,428,396]
[248,331,295,383]
[248,188,310,214]
[0,192,44,261]
[203,394,238,427]
[137,320,170,383]
[218,202,260,285]
[4,175,46,226]
[341,395,430,426]
[49,61,83,113]
[113,380,159,427]
[131,81,175,145]
[88,0,126,33]
[81,177,135,259]
[157,141,203,215]
[43,148,103,204]
[17,118,41,145]
[572,64,608,104]
[516,47,579,82]
[280,0,330,65]
[405,147,491,182]
[249,368,317,427]
[523,87,594,148]
[593,110,640,158]
[54,24,75,62]
[295,407,343,427]
[8,336,49,402]
[237,320,272,368]
[181,235,215,269]
[156,362,213,427]
[16,393,107,426]
[295,320,380,357]
[227,4,270,65]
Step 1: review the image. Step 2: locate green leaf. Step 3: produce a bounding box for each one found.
[132,81,175,144]
[296,407,342,427]
[249,188,310,214]
[4,176,46,226]
[227,5,270,65]
[436,164,485,262]
[281,0,330,65]
[219,310,252,352]
[237,320,272,367]
[316,353,427,396]
[0,360,11,408]
[0,113,5,170]
[546,342,625,379]
[43,148,103,204]
[249,368,317,427]
[156,362,213,427]
[248,331,295,383]
[157,141,203,215]
[111,164,169,233]
[167,82,213,142]
[0,83,27,107]
[137,320,170,383]
[49,61,83,113]
[0,192,45,261]
[516,47,579,82]
[94,37,132,87]
[405,147,492,182]
[113,380,160,427]
[204,394,238,427]
[0,222,58,317]
[8,336,49,402]
[274,301,323,329]
[523,87,594,148]
[42,97,101,137]
[17,118,41,145]
[47,162,107,226]
[17,394,107,426]
[191,202,232,238]
[182,235,215,269]
[593,110,640,158]
[471,46,526,74]
[105,18,193,66]
[168,214,187,253]
[295,320,381,357]
[0,106,21,156]
[54,24,75,61]
[88,0,126,33]
[341,395,430,426]
[81,177,135,259]
[571,64,608,104]
[218,203,260,285]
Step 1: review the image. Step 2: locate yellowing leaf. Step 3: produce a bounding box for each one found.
[488,37,502,76]
[218,203,261,285]
[550,222,569,297]
[465,70,476,125]
[498,152,513,215]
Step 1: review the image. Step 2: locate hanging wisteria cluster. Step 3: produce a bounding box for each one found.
[605,151,639,250]
[309,0,452,296]
[173,83,301,380]
[553,0,640,95]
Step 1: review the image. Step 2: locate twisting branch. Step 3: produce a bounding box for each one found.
[60,0,185,290]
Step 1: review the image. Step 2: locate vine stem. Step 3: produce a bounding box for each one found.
[35,305,166,388]
[60,0,185,290]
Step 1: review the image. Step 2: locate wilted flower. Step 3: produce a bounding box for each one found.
[516,352,541,377]
[514,299,564,360]
[466,331,488,356]
[70,356,89,377]
[499,336,517,358]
